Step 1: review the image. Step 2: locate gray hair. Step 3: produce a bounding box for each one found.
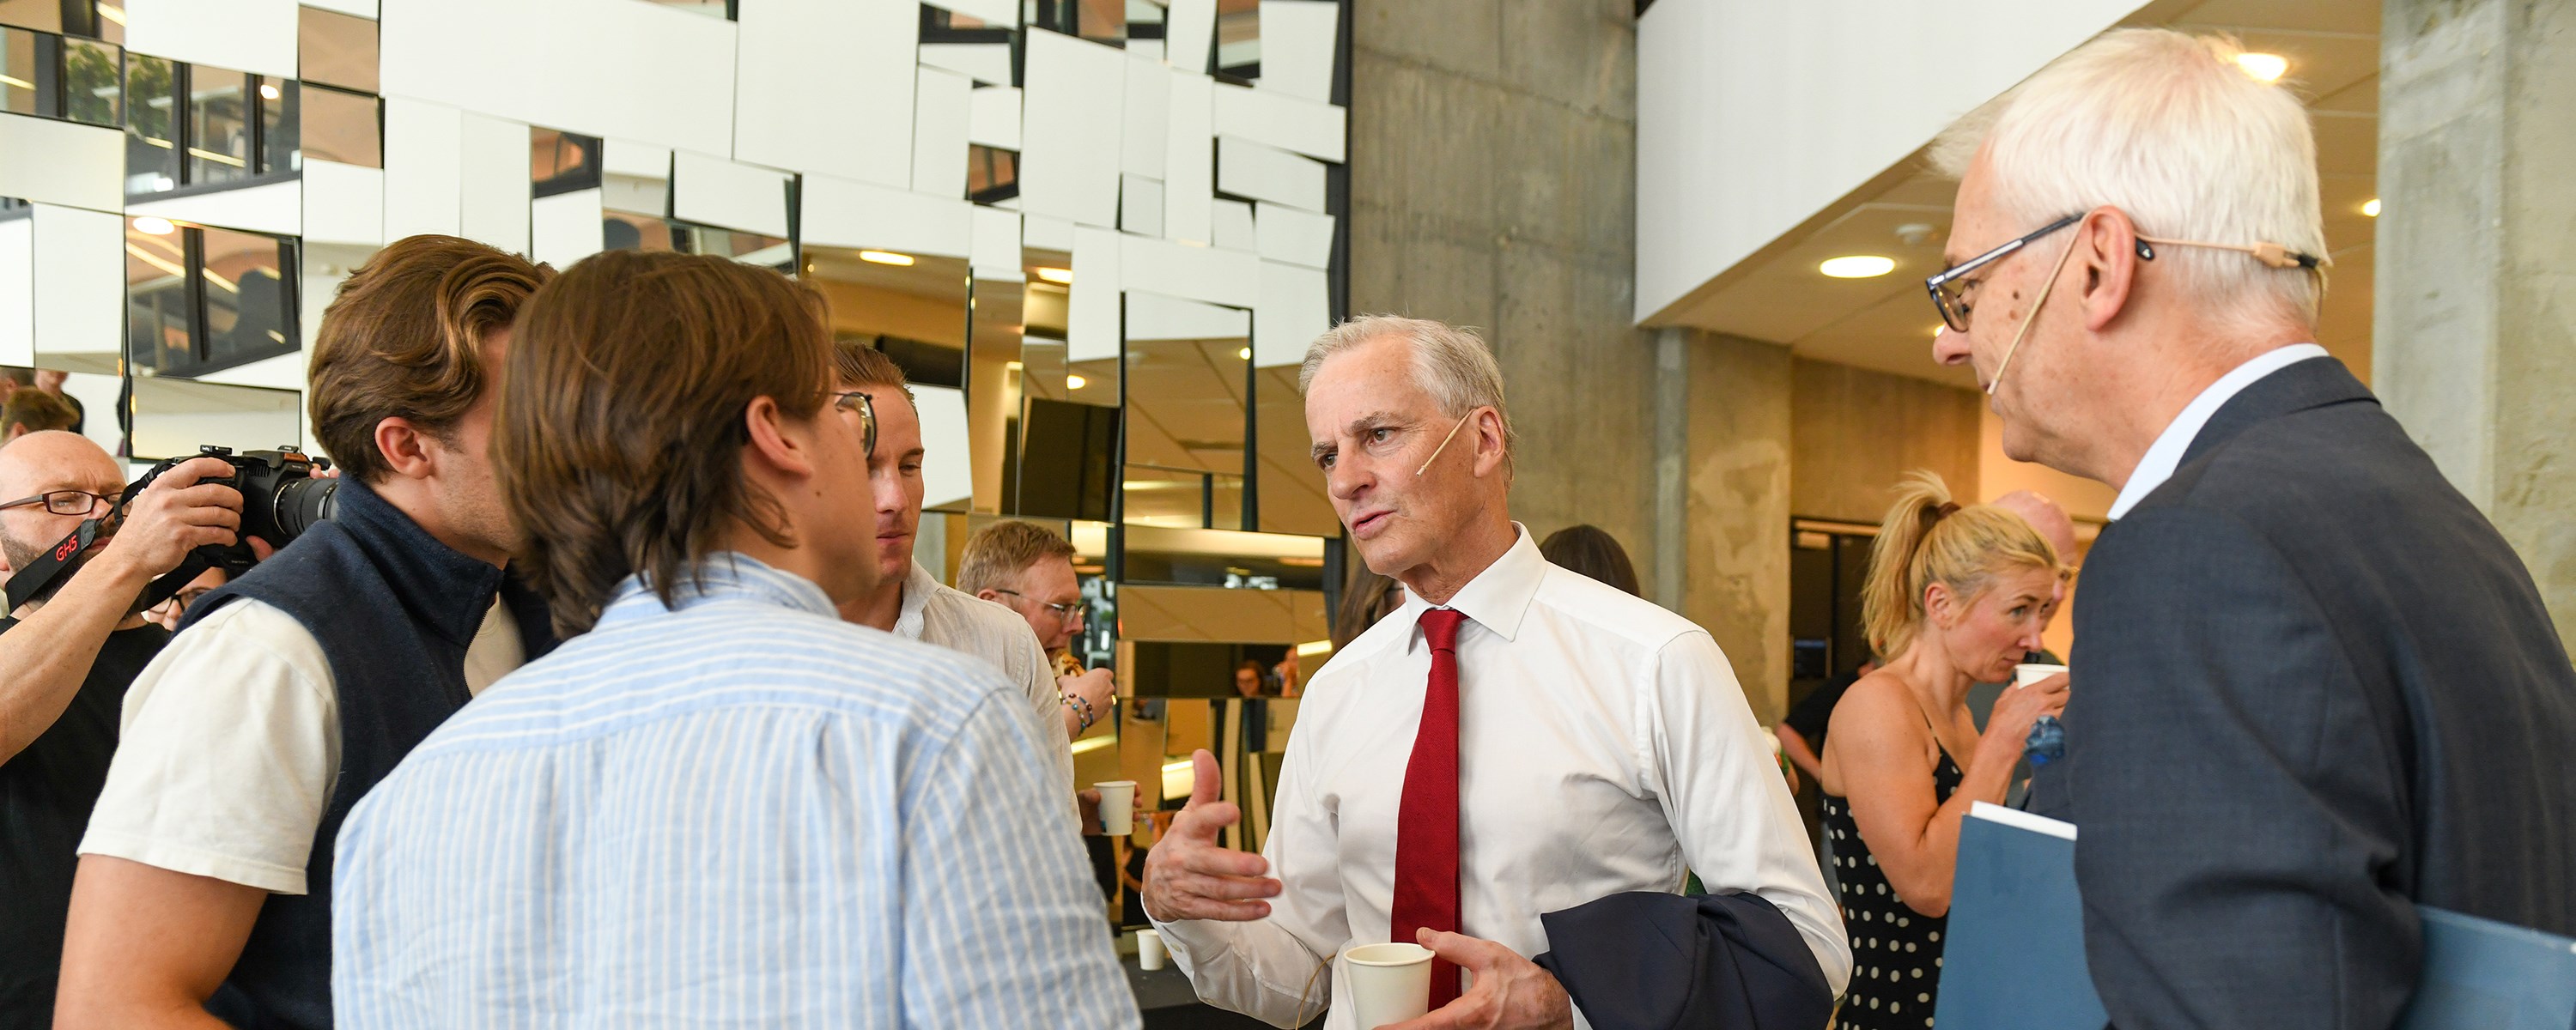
[1930,28,2326,330]
[1299,314,1518,465]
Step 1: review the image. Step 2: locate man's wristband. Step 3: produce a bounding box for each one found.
[1061,691,1097,731]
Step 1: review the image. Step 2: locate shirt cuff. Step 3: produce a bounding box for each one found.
[77,831,307,895]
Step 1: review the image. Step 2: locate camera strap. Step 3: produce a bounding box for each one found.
[4,518,105,614]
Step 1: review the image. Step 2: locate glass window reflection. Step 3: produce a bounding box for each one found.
[296,5,376,94]
[258,76,294,173]
[0,27,39,115]
[199,227,293,367]
[63,38,118,126]
[125,216,189,373]
[186,65,250,185]
[300,84,379,167]
[125,53,179,193]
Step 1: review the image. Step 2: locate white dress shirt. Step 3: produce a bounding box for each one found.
[1151,526,1849,1028]
[2108,343,2330,520]
[890,560,1076,803]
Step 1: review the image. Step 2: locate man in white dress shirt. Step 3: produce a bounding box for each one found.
[1142,315,1849,1029]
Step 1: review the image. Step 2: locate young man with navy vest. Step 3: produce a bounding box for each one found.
[53,234,558,1030]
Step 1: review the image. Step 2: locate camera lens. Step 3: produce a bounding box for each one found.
[269,476,340,543]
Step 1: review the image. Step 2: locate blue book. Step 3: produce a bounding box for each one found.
[1935,803,2576,1030]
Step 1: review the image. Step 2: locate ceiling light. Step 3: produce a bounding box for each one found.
[132,216,176,236]
[859,250,914,266]
[258,83,281,100]
[1819,255,1896,279]
[2361,198,2381,217]
[2235,52,2287,82]
[1034,266,1074,284]
[1236,346,1252,360]
[1066,374,1088,390]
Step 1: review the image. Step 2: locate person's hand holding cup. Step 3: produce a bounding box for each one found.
[1139,749,1279,924]
[1982,663,2069,763]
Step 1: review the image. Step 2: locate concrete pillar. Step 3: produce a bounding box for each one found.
[1685,332,1794,721]
[2377,0,2576,641]
[1653,326,1689,614]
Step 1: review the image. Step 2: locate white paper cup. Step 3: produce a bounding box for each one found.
[2014,663,2069,689]
[1138,929,1167,971]
[1344,942,1434,1028]
[1095,780,1136,835]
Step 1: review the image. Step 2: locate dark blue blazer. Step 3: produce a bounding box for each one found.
[1534,891,1834,1030]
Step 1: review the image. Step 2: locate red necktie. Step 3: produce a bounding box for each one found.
[1393,608,1466,1008]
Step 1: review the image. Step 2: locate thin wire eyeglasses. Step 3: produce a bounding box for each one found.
[994,589,1083,621]
[828,390,877,458]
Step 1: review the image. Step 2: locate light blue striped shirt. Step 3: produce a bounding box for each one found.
[333,555,1139,1028]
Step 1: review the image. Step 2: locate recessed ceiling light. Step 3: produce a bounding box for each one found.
[131,216,176,235]
[2236,52,2288,82]
[1236,346,1251,360]
[1034,266,1073,284]
[859,250,914,266]
[1066,374,1088,390]
[2361,198,2381,217]
[1819,255,1896,279]
[258,83,281,100]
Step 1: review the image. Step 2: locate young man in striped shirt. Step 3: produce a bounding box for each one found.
[330,251,1134,1027]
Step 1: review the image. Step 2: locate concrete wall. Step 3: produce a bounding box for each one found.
[1684,333,1793,720]
[1633,0,2145,323]
[1350,0,1658,595]
[1789,358,1984,525]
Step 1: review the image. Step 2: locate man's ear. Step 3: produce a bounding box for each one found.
[2077,208,2142,334]
[374,417,438,481]
[973,588,1005,604]
[1470,407,1510,478]
[740,396,817,481]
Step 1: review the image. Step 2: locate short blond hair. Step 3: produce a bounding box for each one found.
[957,519,1077,595]
[1859,470,2059,660]
[1931,29,2326,330]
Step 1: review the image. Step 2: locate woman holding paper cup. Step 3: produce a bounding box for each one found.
[1817,470,2064,1028]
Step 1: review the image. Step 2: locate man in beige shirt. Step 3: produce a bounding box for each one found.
[829,344,1108,807]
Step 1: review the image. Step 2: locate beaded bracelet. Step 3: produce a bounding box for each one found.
[1061,691,1097,732]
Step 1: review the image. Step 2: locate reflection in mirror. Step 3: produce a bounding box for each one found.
[807,245,975,511]
[0,200,29,366]
[1123,328,1249,530]
[0,0,63,33]
[125,217,190,372]
[258,78,295,173]
[1121,525,1325,589]
[63,37,120,127]
[299,85,379,167]
[128,377,301,463]
[641,0,729,18]
[605,211,791,272]
[967,145,1018,204]
[1216,0,1257,77]
[0,26,40,114]
[530,128,602,196]
[297,5,378,94]
[125,54,179,193]
[126,218,299,379]
[1007,248,1119,522]
[966,270,1023,512]
[185,66,251,185]
[1028,0,1124,45]
[1255,365,1337,536]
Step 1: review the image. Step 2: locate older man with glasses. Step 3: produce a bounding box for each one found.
[0,432,246,1026]
[1927,28,2576,1028]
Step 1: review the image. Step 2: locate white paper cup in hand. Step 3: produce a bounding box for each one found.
[2014,663,2069,689]
[1137,929,1167,971]
[1094,780,1136,835]
[1344,942,1434,1028]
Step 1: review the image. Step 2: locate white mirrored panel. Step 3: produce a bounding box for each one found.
[128,376,301,463]
[1123,323,1249,531]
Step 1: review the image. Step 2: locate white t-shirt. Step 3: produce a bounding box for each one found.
[77,598,526,894]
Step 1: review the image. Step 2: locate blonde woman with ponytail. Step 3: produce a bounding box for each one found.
[1815,471,2065,1028]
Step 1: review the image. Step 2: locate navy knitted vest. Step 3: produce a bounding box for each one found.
[176,477,556,1029]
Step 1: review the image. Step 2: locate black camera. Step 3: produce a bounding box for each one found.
[3,445,339,613]
[163,445,341,549]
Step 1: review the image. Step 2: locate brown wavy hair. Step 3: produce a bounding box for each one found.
[308,234,550,483]
[1858,470,2060,660]
[498,250,832,636]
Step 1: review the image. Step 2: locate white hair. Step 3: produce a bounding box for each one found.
[1299,314,1518,464]
[1930,29,2326,329]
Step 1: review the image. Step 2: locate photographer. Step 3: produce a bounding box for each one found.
[55,235,558,1030]
[0,432,246,1026]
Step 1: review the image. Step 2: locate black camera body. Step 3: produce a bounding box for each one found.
[133,445,340,583]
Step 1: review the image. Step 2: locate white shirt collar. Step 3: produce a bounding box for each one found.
[890,561,941,640]
[2107,343,2330,520]
[1400,523,1543,651]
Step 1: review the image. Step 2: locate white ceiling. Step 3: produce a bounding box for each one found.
[1665,0,2381,389]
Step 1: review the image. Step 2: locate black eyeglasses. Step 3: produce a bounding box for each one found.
[994,589,1082,621]
[1924,214,2083,334]
[0,489,121,517]
[829,391,877,457]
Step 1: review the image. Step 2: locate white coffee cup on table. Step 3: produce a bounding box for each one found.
[2014,663,2069,689]
[1095,779,1136,836]
[1344,942,1434,1027]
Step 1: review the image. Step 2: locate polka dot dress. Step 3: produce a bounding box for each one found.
[1818,748,1961,1030]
